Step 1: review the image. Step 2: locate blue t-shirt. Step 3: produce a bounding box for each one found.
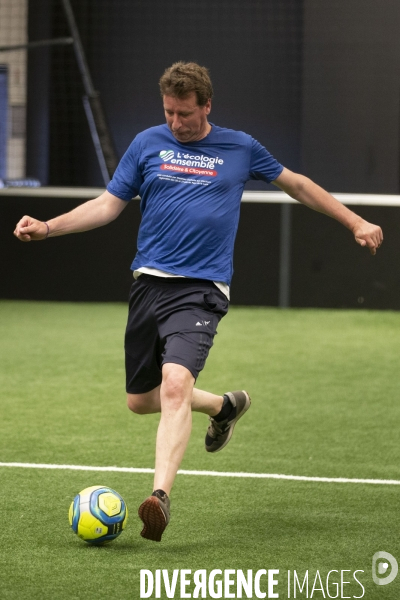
[107,123,283,285]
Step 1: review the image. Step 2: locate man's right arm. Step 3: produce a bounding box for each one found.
[13,190,128,242]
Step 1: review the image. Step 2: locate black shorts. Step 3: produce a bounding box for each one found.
[125,275,229,394]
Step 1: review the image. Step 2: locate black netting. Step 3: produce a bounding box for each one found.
[0,0,399,192]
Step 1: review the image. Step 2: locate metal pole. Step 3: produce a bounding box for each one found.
[0,38,73,53]
[82,96,110,184]
[61,0,118,184]
[278,203,292,308]
[61,0,95,96]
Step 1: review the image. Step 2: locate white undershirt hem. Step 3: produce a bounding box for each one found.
[133,267,230,300]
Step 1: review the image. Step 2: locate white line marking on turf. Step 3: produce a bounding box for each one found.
[0,462,399,485]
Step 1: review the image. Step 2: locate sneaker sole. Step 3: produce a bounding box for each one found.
[210,391,251,453]
[138,496,168,542]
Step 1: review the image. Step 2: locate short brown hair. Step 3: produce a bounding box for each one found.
[159,62,213,106]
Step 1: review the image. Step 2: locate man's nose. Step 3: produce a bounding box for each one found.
[172,115,181,130]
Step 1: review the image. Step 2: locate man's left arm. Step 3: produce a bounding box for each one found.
[273,167,383,255]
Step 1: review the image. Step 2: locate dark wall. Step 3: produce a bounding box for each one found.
[27,0,303,187]
[27,1,400,193]
[2,194,398,309]
[301,0,400,193]
[290,205,398,309]
[2,195,138,302]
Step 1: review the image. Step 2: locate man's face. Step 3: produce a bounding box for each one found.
[163,93,211,143]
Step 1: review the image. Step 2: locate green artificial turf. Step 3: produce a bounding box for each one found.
[0,301,399,599]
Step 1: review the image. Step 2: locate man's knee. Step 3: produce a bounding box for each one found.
[127,394,147,414]
[161,363,194,409]
[127,388,160,414]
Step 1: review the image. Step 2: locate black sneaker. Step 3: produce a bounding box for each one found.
[205,390,251,453]
[138,489,170,542]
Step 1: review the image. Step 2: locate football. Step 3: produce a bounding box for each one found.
[69,485,128,544]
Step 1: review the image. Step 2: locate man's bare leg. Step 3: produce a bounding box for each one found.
[133,363,225,541]
[130,367,249,541]
[152,363,194,494]
[127,385,223,417]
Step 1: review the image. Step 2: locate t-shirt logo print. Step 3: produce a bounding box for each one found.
[159,150,174,162]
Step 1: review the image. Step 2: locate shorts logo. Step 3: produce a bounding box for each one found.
[196,320,210,326]
[159,150,175,162]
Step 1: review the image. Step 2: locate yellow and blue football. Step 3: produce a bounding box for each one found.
[69,485,128,544]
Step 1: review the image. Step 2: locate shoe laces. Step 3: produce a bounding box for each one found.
[208,416,229,437]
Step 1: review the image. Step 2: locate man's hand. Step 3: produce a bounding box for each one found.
[352,219,383,255]
[14,216,48,242]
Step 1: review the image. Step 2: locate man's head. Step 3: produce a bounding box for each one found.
[159,62,213,143]
[159,61,213,107]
